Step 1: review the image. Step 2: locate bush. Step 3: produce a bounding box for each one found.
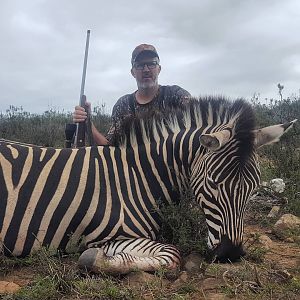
[0,93,299,216]
[251,94,300,216]
[0,105,111,147]
[158,189,208,256]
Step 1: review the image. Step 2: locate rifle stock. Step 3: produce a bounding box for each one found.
[75,95,87,147]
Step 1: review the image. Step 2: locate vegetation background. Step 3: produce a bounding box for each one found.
[0,89,299,299]
[1,89,299,216]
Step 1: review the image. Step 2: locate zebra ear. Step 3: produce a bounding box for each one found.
[253,119,297,148]
[200,129,231,151]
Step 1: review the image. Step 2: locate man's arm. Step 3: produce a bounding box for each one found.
[73,103,109,146]
[73,95,128,146]
[91,124,109,145]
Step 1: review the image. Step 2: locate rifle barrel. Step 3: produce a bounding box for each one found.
[74,30,91,148]
[79,29,90,102]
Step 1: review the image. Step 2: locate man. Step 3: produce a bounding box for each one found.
[73,44,191,146]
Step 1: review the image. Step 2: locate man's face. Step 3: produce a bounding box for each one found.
[131,55,161,89]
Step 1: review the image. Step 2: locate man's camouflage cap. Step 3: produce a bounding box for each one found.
[131,44,159,66]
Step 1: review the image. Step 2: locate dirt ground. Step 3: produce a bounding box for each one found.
[0,221,299,300]
[245,224,300,270]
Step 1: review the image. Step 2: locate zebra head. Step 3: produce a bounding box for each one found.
[189,101,296,262]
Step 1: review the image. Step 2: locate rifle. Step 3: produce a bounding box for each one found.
[65,30,94,148]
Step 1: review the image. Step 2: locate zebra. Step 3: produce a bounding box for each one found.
[0,97,296,274]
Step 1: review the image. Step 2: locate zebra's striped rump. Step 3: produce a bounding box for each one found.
[0,96,295,273]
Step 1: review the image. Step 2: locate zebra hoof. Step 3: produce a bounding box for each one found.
[78,248,106,273]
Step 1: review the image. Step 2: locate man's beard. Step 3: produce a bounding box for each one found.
[137,77,158,89]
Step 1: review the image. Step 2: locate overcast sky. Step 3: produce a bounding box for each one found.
[1,0,300,114]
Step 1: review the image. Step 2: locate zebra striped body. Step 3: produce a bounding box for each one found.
[0,97,295,273]
[0,141,178,256]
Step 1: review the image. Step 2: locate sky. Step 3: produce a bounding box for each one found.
[1,0,300,114]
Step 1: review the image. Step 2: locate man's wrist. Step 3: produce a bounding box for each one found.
[91,122,97,133]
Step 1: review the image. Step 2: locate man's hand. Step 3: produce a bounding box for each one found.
[73,101,91,123]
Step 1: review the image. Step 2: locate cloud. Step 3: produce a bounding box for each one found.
[0,0,299,114]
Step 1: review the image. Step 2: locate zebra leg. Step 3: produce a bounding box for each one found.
[78,238,181,274]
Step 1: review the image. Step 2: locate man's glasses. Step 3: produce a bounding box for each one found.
[134,61,159,70]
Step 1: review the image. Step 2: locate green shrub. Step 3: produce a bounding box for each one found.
[251,93,300,216]
[158,189,208,256]
[0,94,299,220]
[0,105,111,147]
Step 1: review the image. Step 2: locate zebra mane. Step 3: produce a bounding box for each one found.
[116,96,256,158]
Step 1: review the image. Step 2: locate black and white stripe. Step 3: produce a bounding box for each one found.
[0,96,277,271]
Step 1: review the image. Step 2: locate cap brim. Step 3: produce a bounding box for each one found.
[132,50,159,65]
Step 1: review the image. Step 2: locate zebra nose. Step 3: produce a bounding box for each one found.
[214,235,245,263]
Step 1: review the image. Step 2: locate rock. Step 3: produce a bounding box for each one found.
[273,214,300,239]
[261,181,268,187]
[258,235,273,250]
[172,271,189,289]
[247,233,272,250]
[267,206,280,218]
[205,293,231,300]
[200,277,224,291]
[124,271,168,288]
[0,281,21,294]
[270,178,285,193]
[177,271,189,283]
[125,271,155,286]
[162,269,180,281]
[183,253,204,273]
[284,237,295,243]
[276,270,293,282]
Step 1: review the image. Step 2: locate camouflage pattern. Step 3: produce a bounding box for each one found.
[106,85,190,145]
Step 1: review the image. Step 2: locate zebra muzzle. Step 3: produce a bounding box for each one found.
[214,236,245,263]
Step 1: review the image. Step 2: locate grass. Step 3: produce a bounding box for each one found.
[245,246,269,264]
[0,203,299,299]
[0,248,134,300]
[0,96,299,299]
[220,261,300,300]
